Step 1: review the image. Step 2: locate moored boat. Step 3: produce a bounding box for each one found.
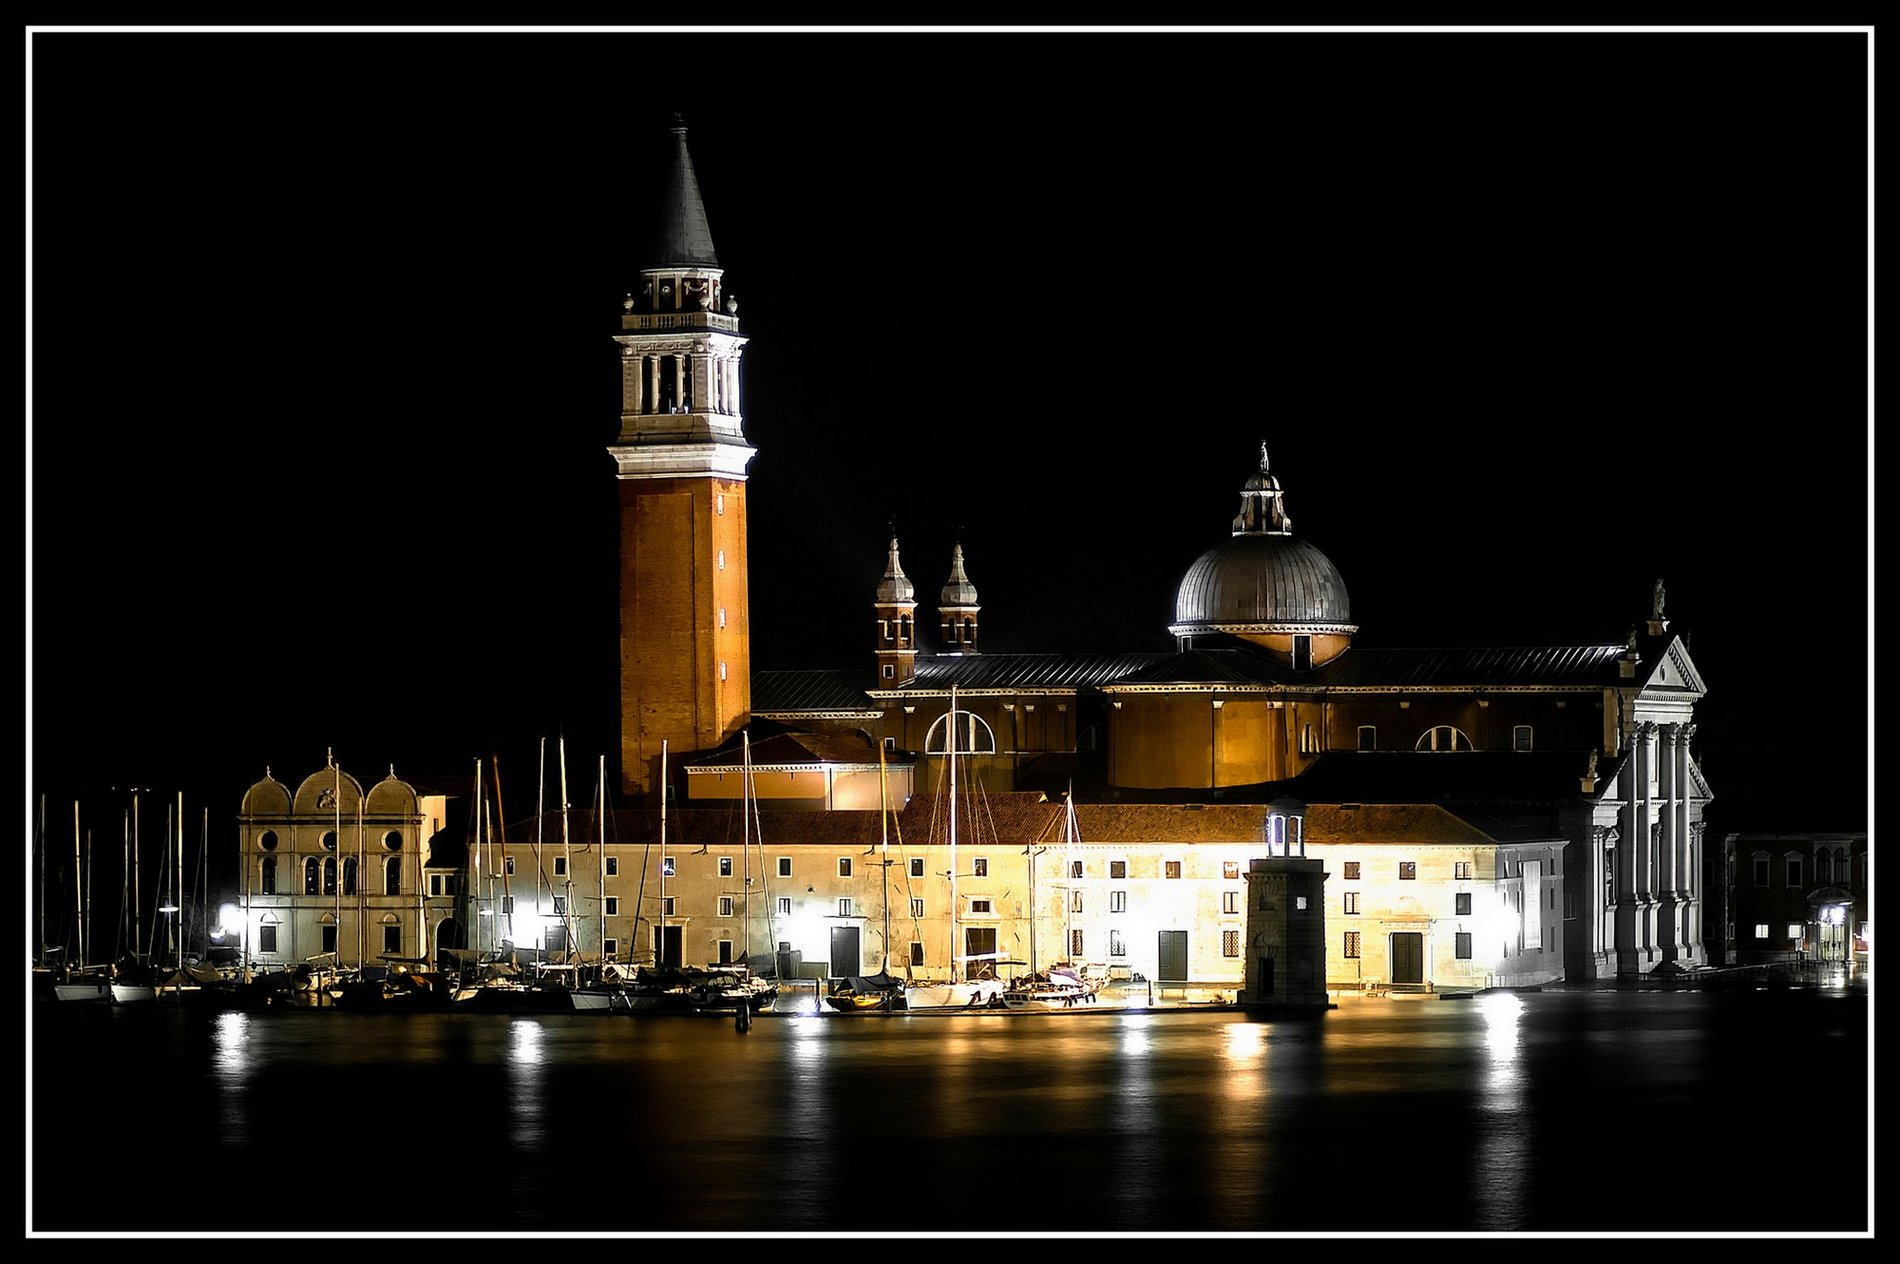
[1000,964,1101,1010]
[825,970,907,1012]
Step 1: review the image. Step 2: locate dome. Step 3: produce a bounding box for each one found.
[875,537,915,604]
[1170,535,1354,633]
[1169,444,1356,638]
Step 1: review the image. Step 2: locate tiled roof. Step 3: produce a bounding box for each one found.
[752,669,880,713]
[1305,803,1501,847]
[905,653,1174,691]
[685,729,903,769]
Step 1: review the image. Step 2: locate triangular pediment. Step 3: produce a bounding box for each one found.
[1641,636,1708,698]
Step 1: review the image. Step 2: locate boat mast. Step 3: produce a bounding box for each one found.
[356,792,366,968]
[658,739,668,968]
[1064,788,1079,964]
[741,731,753,967]
[534,738,546,960]
[471,756,483,961]
[36,794,46,968]
[71,800,82,971]
[880,739,891,973]
[598,754,608,966]
[492,758,514,963]
[948,683,959,984]
[130,791,141,964]
[559,736,575,962]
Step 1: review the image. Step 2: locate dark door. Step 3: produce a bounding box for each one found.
[1157,930,1188,982]
[1391,932,1424,985]
[830,926,861,978]
[964,927,997,978]
[658,925,684,968]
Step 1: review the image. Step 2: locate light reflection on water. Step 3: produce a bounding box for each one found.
[31,988,1868,1235]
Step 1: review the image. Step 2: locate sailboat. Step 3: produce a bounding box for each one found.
[110,791,163,1005]
[52,800,111,1002]
[903,686,1011,1011]
[1001,791,1105,1010]
[825,739,906,1012]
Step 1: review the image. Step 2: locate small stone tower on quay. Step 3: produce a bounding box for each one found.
[610,118,754,803]
[1238,797,1332,1011]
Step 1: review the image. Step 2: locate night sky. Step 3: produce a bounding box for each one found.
[27,29,1870,903]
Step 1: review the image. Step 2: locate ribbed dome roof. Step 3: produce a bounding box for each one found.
[875,537,915,604]
[1171,534,1354,632]
[1169,444,1356,637]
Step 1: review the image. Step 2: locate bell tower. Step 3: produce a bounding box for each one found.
[610,118,753,802]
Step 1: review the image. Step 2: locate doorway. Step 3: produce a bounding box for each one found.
[656,924,683,968]
[1391,931,1424,986]
[1157,930,1188,982]
[964,926,998,979]
[830,925,861,978]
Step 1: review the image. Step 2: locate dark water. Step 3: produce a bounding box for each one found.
[29,984,1870,1236]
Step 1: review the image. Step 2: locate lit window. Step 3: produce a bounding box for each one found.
[1754,923,1770,940]
[910,898,925,918]
[1222,891,1240,914]
[720,857,733,877]
[1455,892,1472,916]
[777,897,791,916]
[1223,860,1240,879]
[1455,932,1473,959]
[1343,861,1361,880]
[1343,892,1359,915]
[1110,890,1126,913]
[718,897,734,917]
[1165,860,1182,880]
[1295,896,1308,911]
[1399,861,1417,880]
[1786,923,1804,941]
[1222,930,1241,958]
[973,857,988,878]
[1300,722,1317,755]
[1343,932,1361,959]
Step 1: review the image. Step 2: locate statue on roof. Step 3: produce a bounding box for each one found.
[1653,577,1666,621]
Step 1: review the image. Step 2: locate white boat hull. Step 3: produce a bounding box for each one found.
[110,983,158,1005]
[903,981,1008,1011]
[55,979,112,1003]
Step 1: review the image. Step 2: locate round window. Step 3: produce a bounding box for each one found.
[383,830,402,852]
[259,830,278,852]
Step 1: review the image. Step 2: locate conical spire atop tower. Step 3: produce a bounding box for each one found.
[644,114,721,271]
[939,542,980,655]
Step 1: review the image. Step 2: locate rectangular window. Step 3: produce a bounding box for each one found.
[321,924,337,954]
[661,856,674,877]
[1785,856,1802,887]
[1222,891,1240,914]
[1110,929,1126,957]
[1399,861,1417,881]
[383,925,401,954]
[1513,725,1533,752]
[839,898,854,917]
[1299,722,1317,755]
[1072,891,1084,913]
[910,897,925,918]
[1454,861,1472,880]
[718,896,734,917]
[505,856,515,875]
[605,897,619,916]
[501,895,514,915]
[1296,895,1308,911]
[1165,860,1182,879]
[973,857,988,878]
[1343,931,1361,958]
[603,938,617,958]
[1223,860,1240,879]
[777,897,792,916]
[1110,860,1128,879]
[1222,930,1240,958]
[1455,892,1472,916]
[555,857,568,877]
[910,857,925,878]
[1070,930,1084,956]
[1343,892,1359,915]
[1343,861,1361,881]
[838,857,853,878]
[1357,725,1376,751]
[909,942,925,966]
[1752,855,1770,887]
[429,874,444,897]
[259,925,277,953]
[1110,890,1127,913]
[969,899,992,915]
[1070,860,1084,879]
[662,897,675,917]
[1787,922,1804,942]
[605,857,618,877]
[719,857,733,877]
[1455,932,1473,959]
[778,856,792,878]
[553,896,567,916]
[1754,923,1770,940]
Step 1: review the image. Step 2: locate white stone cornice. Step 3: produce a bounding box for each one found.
[610,439,755,481]
[1167,620,1359,636]
[750,710,884,721]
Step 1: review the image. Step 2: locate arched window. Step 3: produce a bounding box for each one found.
[1416,725,1474,752]
[342,857,358,896]
[304,857,320,895]
[924,709,997,755]
[260,856,277,896]
[323,856,338,896]
[385,856,402,896]
[1815,849,1832,884]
